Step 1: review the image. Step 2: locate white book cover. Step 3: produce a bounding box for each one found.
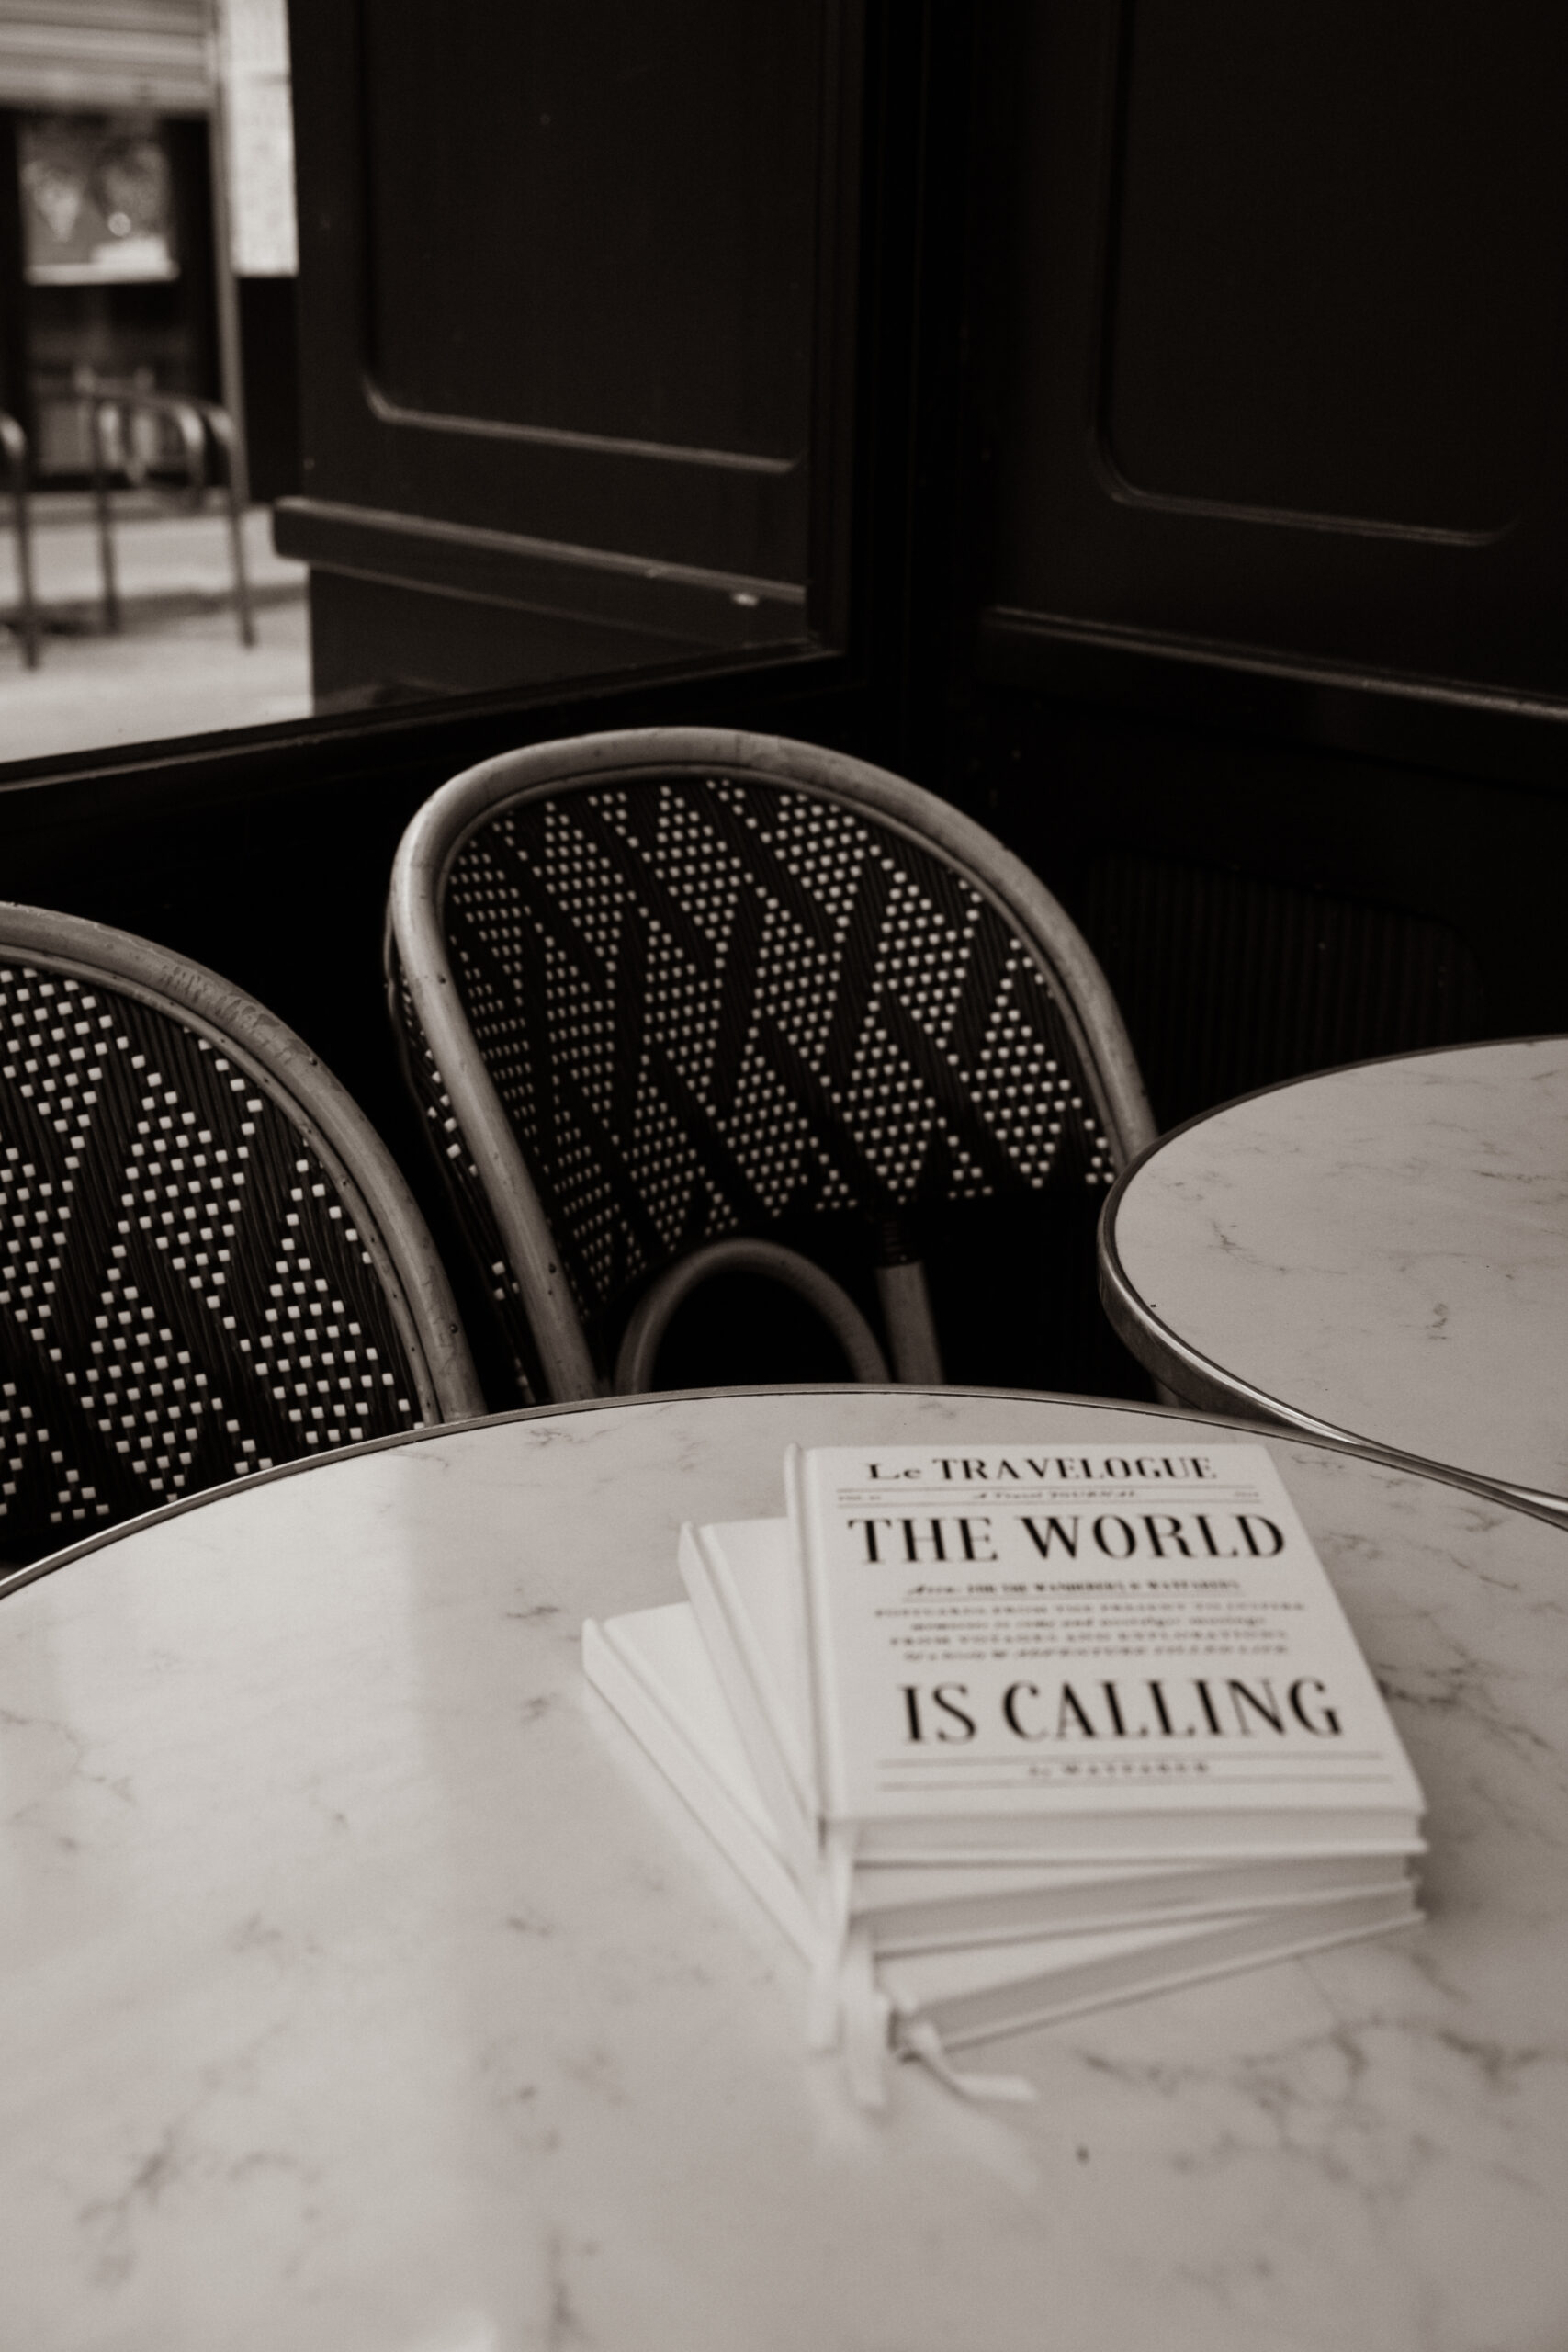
[582,1604,1418,2076]
[583,1606,820,1961]
[679,1518,817,1871]
[878,1883,1418,2054]
[682,1515,1409,1943]
[786,1440,1426,1862]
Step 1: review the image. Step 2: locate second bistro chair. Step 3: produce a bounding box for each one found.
[0,905,482,1565]
[387,728,1157,1403]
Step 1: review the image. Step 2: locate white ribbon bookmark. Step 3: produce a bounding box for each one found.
[807,1836,1038,2109]
[834,1933,1037,2108]
[900,2021,1038,2106]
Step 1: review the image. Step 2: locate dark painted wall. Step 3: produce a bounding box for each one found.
[941,0,1568,1130]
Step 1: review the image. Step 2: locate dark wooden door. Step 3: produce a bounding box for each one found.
[278,0,863,703]
[972,0,1568,701]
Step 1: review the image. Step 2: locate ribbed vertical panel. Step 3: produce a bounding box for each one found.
[1081,855,1487,1128]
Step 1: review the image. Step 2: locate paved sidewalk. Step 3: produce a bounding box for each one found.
[0,497,311,763]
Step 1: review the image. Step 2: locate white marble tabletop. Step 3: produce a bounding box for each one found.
[1,1385,1565,2352]
[1100,1037,1568,1513]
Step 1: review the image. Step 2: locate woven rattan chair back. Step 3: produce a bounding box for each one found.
[0,906,481,1563]
[388,729,1156,1402]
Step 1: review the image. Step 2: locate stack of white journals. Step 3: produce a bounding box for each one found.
[583,1441,1425,2104]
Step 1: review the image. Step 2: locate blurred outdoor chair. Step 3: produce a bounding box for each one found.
[0,904,481,1565]
[386,727,1156,1402]
[78,368,255,646]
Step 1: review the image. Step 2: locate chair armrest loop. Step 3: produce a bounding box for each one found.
[613,1238,890,1393]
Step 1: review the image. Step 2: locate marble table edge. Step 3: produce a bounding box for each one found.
[7,1380,1568,1615]
[1098,1173,1568,1532]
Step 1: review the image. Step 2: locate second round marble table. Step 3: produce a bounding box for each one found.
[1099,1036,1568,1516]
[1,1385,1566,2351]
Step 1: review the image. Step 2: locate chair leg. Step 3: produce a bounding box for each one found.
[204,404,255,648]
[88,400,120,634]
[226,483,256,648]
[12,481,39,667]
[874,1257,945,1384]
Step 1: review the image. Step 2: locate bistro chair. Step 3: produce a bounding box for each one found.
[0,905,482,1563]
[79,373,255,648]
[387,728,1156,1402]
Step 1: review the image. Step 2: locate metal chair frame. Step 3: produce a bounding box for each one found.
[0,904,483,1466]
[82,378,255,647]
[0,410,40,669]
[389,727,1156,1403]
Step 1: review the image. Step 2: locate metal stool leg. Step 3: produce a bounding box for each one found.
[87,395,121,634]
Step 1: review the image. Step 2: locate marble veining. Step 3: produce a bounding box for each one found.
[0,1388,1565,2350]
[1107,1037,1568,1503]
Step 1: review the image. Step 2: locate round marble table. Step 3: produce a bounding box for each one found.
[1,1386,1565,2352]
[1099,1037,1568,1518]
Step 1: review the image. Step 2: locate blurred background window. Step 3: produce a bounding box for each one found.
[0,0,831,764]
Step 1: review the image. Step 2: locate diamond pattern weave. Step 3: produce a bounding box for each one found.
[0,960,427,1556]
[406,775,1121,1377]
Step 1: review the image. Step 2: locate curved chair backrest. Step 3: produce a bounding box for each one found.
[0,904,482,1561]
[388,728,1156,1402]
